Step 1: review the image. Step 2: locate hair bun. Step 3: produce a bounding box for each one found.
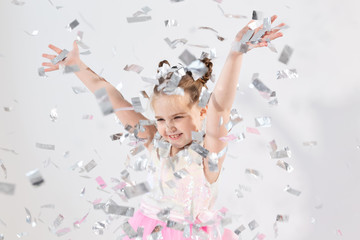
[158,60,170,68]
[198,57,213,85]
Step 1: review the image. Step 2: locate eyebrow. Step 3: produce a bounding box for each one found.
[155,112,187,118]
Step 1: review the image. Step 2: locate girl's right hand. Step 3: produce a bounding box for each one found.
[41,40,80,72]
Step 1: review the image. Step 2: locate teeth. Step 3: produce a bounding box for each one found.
[169,134,181,139]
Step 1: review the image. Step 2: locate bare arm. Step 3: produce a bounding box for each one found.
[204,15,285,184]
[42,41,157,146]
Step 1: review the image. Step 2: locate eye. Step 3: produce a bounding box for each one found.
[174,116,183,119]
[156,118,164,122]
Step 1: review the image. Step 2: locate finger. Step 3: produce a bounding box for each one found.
[270,15,278,24]
[48,44,62,54]
[42,53,56,60]
[42,62,54,67]
[44,66,59,72]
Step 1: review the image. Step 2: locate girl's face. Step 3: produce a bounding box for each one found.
[152,93,206,150]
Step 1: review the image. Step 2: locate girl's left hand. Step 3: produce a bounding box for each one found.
[234,15,285,50]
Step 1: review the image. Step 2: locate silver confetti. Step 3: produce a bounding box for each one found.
[252,10,263,20]
[122,221,138,238]
[303,141,317,146]
[249,28,266,43]
[24,30,39,36]
[124,64,144,74]
[51,214,64,230]
[156,208,171,221]
[255,116,271,127]
[164,37,187,49]
[234,224,246,235]
[191,130,205,143]
[51,49,69,65]
[278,45,294,65]
[133,154,148,171]
[164,19,178,27]
[276,214,289,222]
[66,19,79,31]
[104,204,134,216]
[174,168,189,179]
[35,142,55,150]
[126,16,152,23]
[0,182,15,195]
[217,4,247,19]
[0,233,3,240]
[25,208,36,227]
[263,17,272,31]
[72,86,88,94]
[0,159,7,179]
[80,50,91,55]
[245,169,263,180]
[248,219,259,230]
[26,169,44,186]
[198,87,211,108]
[266,38,278,53]
[190,142,209,158]
[250,77,275,100]
[270,147,291,159]
[92,221,107,235]
[80,187,85,197]
[123,182,151,198]
[3,106,13,112]
[49,108,58,122]
[166,220,184,231]
[130,144,145,156]
[94,87,114,115]
[179,49,196,65]
[284,185,301,196]
[131,97,144,113]
[276,69,298,79]
[198,26,225,41]
[276,160,294,172]
[11,0,25,6]
[110,133,123,141]
[16,232,28,238]
[84,160,97,172]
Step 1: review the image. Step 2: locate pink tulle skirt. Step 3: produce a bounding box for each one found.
[122,210,238,240]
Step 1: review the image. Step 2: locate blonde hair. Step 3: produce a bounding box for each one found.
[151,58,213,108]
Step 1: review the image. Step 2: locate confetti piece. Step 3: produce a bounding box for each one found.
[73,211,89,228]
[252,10,263,20]
[255,117,271,127]
[49,108,58,122]
[56,227,71,237]
[164,37,187,49]
[276,214,289,222]
[127,16,152,23]
[276,69,298,79]
[179,49,196,65]
[276,160,294,172]
[246,127,260,135]
[303,141,317,146]
[270,147,291,159]
[166,220,184,231]
[3,106,13,112]
[24,30,39,36]
[217,5,246,19]
[284,185,301,196]
[63,65,80,73]
[82,114,93,120]
[250,76,276,100]
[234,225,246,235]
[0,147,18,155]
[278,45,294,65]
[72,86,88,94]
[84,160,97,172]
[123,182,151,198]
[190,142,209,158]
[66,19,79,31]
[80,50,91,55]
[124,64,144,74]
[0,159,7,179]
[35,142,55,150]
[11,0,25,6]
[164,19,179,27]
[131,97,144,113]
[51,49,69,65]
[245,169,263,180]
[198,87,211,108]
[25,208,37,227]
[92,221,107,235]
[104,204,134,216]
[248,219,259,230]
[95,176,107,189]
[0,182,15,195]
[94,88,114,115]
[198,26,225,41]
[122,221,138,238]
[26,169,44,186]
[16,232,28,238]
[38,67,47,77]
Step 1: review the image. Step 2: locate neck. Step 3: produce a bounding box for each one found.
[170,145,182,157]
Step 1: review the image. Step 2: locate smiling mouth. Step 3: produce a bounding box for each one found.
[168,133,182,140]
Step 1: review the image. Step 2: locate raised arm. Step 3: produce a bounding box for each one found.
[42,41,157,147]
[204,15,284,183]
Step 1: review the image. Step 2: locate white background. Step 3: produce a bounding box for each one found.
[0,0,359,239]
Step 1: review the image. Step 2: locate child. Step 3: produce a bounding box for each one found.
[42,15,284,239]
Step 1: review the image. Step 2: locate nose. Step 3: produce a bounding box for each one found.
[165,121,176,133]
